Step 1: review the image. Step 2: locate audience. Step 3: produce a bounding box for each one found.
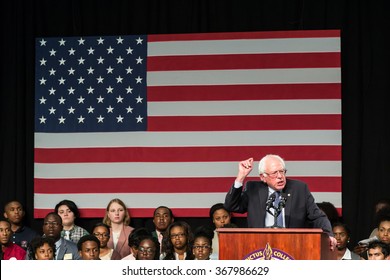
[122,227,151,260]
[316,201,340,226]
[161,221,194,260]
[39,212,81,260]
[0,218,26,260]
[28,236,55,260]
[136,235,160,260]
[3,200,40,250]
[91,222,121,260]
[151,206,174,252]
[354,209,390,258]
[377,214,390,245]
[4,196,388,261]
[77,234,101,260]
[367,240,390,260]
[55,199,89,243]
[192,226,214,260]
[209,203,231,260]
[103,198,134,258]
[369,199,390,238]
[332,222,360,260]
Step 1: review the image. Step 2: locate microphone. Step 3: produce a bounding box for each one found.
[266,192,276,211]
[358,236,378,246]
[278,193,288,209]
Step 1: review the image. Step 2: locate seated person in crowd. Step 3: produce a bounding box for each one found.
[136,235,160,260]
[209,203,231,259]
[332,222,360,260]
[367,240,390,260]
[316,201,340,226]
[0,218,26,260]
[92,222,121,260]
[103,198,134,258]
[3,200,40,250]
[55,199,89,243]
[376,214,390,248]
[192,226,214,260]
[28,236,55,260]
[354,212,390,258]
[369,199,390,238]
[152,206,174,252]
[122,227,151,260]
[31,212,81,260]
[161,221,194,260]
[77,234,101,260]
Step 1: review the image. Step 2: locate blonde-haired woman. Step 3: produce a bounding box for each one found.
[103,198,134,258]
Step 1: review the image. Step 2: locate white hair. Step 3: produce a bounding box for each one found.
[258,154,286,175]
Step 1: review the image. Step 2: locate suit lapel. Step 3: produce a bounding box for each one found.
[258,183,268,227]
[282,182,292,227]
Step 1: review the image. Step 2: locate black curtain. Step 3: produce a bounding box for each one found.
[1,0,390,246]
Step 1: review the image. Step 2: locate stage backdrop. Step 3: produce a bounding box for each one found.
[34,30,341,218]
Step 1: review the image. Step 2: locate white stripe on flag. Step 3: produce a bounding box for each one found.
[35,130,341,148]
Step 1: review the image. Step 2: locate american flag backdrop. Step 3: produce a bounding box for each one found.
[34,30,341,218]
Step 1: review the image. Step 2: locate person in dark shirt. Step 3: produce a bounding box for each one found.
[77,234,101,260]
[3,200,39,250]
[367,240,390,260]
[224,155,337,250]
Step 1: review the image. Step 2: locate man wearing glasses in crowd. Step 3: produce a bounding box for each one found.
[32,212,81,260]
[224,154,337,250]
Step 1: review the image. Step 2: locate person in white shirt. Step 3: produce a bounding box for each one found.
[332,222,360,260]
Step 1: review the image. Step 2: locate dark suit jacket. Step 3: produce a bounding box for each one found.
[224,178,332,235]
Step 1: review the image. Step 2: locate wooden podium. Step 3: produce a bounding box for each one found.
[217,228,337,260]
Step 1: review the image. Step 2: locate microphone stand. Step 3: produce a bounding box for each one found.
[266,195,287,229]
[271,207,283,228]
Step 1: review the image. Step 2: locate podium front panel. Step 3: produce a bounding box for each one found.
[217,228,336,260]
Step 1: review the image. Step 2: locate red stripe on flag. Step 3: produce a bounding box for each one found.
[34,177,341,194]
[148,84,341,101]
[148,53,340,71]
[148,115,341,131]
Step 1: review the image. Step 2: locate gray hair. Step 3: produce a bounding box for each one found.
[258,154,286,175]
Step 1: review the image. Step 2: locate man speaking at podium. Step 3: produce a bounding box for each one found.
[224,154,337,250]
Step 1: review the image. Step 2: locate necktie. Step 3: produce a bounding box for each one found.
[158,232,163,252]
[273,191,284,227]
[64,230,70,240]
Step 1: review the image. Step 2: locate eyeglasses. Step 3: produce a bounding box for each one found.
[43,222,60,227]
[138,247,156,254]
[93,233,110,238]
[264,169,287,179]
[170,233,186,239]
[193,245,211,250]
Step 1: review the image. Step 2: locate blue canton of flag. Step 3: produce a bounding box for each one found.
[35,35,147,132]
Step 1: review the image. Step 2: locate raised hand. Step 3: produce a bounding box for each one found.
[236,158,254,183]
